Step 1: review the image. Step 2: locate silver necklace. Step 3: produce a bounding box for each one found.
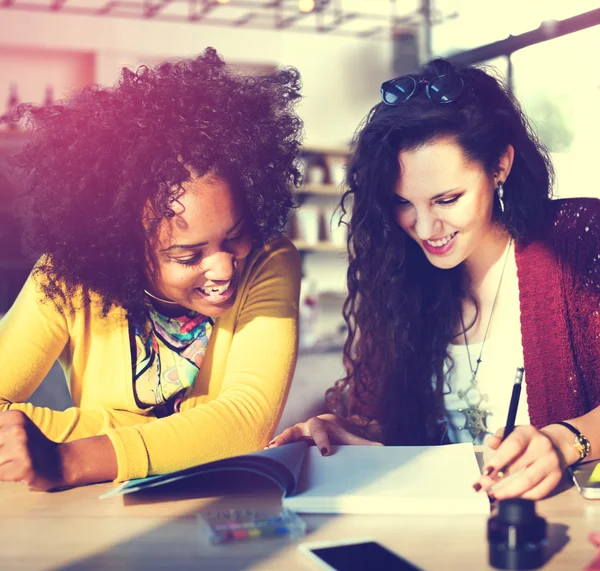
[456,237,513,441]
[143,289,180,305]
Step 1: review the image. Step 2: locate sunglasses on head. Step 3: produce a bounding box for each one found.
[380,74,465,106]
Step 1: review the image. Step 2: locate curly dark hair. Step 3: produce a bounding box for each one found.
[326,58,554,445]
[8,47,303,322]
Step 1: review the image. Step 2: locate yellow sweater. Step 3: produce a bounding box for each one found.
[0,236,301,482]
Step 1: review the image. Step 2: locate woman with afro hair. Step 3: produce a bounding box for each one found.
[0,47,304,490]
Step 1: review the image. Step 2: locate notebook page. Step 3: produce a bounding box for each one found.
[283,443,489,515]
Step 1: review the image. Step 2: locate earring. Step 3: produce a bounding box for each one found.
[496,181,505,213]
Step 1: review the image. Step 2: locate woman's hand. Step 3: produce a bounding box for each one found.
[473,424,572,501]
[0,410,63,491]
[267,414,382,456]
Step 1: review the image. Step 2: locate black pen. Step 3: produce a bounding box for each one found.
[489,367,525,487]
[502,367,525,441]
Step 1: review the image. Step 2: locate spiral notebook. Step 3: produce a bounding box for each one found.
[100,442,489,515]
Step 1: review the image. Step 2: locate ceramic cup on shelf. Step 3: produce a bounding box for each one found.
[321,205,347,247]
[306,163,327,185]
[294,205,321,245]
[328,160,346,187]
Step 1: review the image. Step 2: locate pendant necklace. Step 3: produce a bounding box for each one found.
[457,237,513,442]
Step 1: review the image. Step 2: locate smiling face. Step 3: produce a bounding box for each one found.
[145,173,253,317]
[393,136,512,270]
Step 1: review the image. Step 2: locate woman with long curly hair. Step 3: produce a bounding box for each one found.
[271,57,600,501]
[0,47,303,490]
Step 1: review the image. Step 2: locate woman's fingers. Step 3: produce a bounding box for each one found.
[481,427,535,478]
[267,414,382,454]
[588,532,600,547]
[475,427,531,492]
[305,416,382,454]
[520,473,563,501]
[268,417,335,448]
[267,424,312,448]
[474,426,563,500]
[486,434,502,450]
[489,457,562,501]
[306,417,333,454]
[499,435,558,481]
[327,421,383,446]
[494,428,557,478]
[489,442,561,499]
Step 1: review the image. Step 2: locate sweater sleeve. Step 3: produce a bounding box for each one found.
[555,198,600,413]
[0,269,69,409]
[103,238,302,481]
[0,269,155,441]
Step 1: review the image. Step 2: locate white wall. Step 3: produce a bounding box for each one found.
[0,46,94,107]
[0,10,392,148]
[0,8,384,341]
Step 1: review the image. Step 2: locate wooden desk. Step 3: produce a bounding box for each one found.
[0,477,598,571]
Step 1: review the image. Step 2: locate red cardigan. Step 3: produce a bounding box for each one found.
[516,197,600,427]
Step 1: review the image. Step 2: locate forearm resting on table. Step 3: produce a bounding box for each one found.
[58,435,118,487]
[541,405,600,467]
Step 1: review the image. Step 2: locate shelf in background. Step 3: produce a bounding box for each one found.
[302,146,349,156]
[293,240,346,253]
[296,183,345,196]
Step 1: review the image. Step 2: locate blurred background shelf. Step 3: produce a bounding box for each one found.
[292,240,346,253]
[296,183,344,196]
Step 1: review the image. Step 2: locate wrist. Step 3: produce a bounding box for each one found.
[57,436,118,488]
[542,422,589,468]
[57,441,80,488]
[540,424,581,469]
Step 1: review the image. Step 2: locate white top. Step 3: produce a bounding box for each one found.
[442,270,530,445]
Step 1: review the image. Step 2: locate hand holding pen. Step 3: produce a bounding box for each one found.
[472,367,566,501]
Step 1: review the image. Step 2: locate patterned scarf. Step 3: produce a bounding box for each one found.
[132,305,214,409]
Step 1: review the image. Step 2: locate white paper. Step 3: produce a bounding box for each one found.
[284,443,489,515]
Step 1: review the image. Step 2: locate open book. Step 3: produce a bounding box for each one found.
[100,442,490,515]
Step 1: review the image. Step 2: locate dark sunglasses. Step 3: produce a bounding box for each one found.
[380,74,465,106]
